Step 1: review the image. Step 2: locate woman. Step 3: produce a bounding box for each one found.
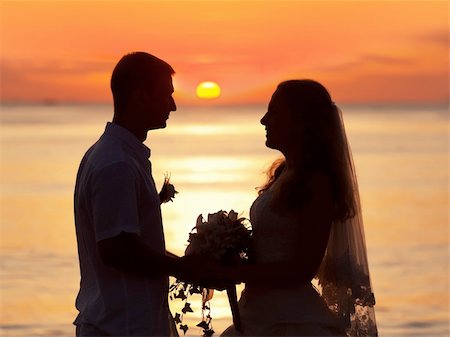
[219,80,377,336]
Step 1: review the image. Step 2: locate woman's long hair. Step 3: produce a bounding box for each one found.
[259,80,378,336]
[259,80,354,222]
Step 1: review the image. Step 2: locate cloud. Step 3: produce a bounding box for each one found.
[315,53,415,73]
[419,29,449,47]
[0,58,113,102]
[328,71,449,103]
[1,58,113,77]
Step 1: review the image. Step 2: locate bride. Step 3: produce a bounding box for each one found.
[215,80,378,336]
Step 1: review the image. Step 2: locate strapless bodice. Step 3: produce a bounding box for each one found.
[249,190,305,264]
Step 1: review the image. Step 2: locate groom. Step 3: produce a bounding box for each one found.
[73,52,207,336]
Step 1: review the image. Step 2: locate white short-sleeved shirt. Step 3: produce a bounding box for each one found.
[73,122,171,336]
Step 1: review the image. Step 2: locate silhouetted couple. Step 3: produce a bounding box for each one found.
[73,52,377,336]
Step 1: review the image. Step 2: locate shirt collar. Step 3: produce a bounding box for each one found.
[104,122,151,159]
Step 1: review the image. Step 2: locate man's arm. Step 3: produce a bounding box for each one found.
[92,163,206,281]
[98,232,181,278]
[165,250,179,259]
[98,232,211,283]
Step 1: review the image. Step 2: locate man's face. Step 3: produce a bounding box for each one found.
[138,75,177,130]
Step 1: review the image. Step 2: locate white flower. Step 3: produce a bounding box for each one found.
[185,210,252,261]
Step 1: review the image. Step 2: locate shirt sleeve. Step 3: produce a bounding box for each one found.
[91,161,141,242]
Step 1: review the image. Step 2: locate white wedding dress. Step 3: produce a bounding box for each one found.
[221,188,347,336]
[221,104,377,336]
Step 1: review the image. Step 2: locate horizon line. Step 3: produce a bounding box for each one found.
[1,100,448,108]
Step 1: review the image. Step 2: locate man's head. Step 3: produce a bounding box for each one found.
[111,52,176,137]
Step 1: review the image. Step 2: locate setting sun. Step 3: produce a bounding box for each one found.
[196,81,221,99]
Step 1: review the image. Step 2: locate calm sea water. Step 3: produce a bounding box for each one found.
[0,103,448,337]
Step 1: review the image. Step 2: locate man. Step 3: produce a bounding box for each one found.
[73,52,204,336]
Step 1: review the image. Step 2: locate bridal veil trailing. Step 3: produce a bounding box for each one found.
[315,105,378,337]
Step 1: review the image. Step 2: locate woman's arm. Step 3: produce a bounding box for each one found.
[220,173,334,288]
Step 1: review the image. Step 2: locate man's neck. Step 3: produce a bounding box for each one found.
[112,117,147,142]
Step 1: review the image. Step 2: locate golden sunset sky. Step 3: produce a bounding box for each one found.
[1,1,448,105]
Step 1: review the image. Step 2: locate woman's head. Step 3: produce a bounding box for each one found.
[260,79,356,221]
[261,80,337,161]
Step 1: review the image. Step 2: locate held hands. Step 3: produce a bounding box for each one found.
[178,255,235,291]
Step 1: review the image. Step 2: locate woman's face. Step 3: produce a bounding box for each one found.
[260,90,300,152]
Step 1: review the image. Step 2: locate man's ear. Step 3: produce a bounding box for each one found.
[128,88,147,110]
[133,88,145,101]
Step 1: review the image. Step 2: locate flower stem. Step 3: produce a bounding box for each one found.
[227,285,242,332]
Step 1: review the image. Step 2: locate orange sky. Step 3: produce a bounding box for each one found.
[0,1,448,105]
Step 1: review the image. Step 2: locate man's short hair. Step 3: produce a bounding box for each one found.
[111,52,175,113]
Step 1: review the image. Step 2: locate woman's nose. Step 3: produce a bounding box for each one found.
[170,97,177,112]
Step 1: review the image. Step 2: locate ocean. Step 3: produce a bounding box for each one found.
[0,103,448,336]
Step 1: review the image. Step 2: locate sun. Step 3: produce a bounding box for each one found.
[196,81,221,99]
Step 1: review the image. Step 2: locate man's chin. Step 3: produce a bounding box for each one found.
[148,122,167,130]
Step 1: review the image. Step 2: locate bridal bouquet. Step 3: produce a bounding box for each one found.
[170,210,252,336]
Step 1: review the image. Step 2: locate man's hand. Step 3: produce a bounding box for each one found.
[177,254,210,283]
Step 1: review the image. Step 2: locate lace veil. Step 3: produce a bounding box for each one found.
[315,105,378,337]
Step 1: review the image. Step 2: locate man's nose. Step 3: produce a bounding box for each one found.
[260,113,268,125]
